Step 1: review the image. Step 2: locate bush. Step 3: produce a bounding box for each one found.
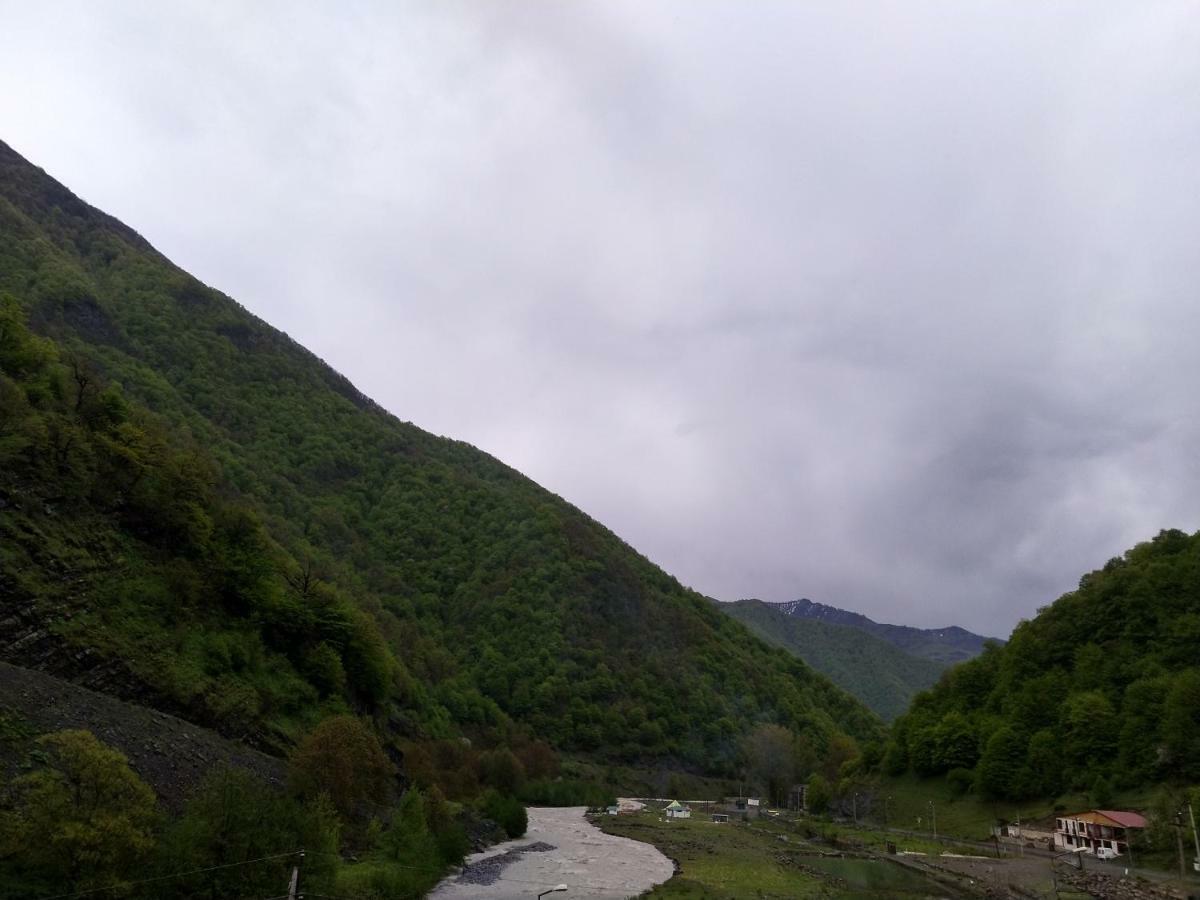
[1090,775,1114,808]
[518,778,614,808]
[946,767,974,797]
[435,822,471,867]
[289,716,395,831]
[338,860,434,900]
[157,768,339,898]
[7,731,157,892]
[806,774,831,815]
[479,748,525,795]
[480,790,527,839]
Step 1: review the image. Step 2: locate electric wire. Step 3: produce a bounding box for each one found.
[35,849,303,900]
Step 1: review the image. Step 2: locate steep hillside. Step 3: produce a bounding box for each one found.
[0,663,285,810]
[0,138,882,772]
[723,600,945,721]
[0,294,406,750]
[886,529,1200,799]
[775,598,998,665]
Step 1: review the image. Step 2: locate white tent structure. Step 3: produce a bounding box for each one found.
[665,800,691,819]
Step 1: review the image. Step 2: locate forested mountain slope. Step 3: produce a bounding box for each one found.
[776,598,998,665]
[886,529,1200,798]
[723,599,945,721]
[0,138,881,771]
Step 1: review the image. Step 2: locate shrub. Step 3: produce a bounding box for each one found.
[806,774,831,815]
[479,748,525,795]
[518,778,613,808]
[8,730,157,891]
[946,767,974,797]
[480,790,527,839]
[289,716,395,828]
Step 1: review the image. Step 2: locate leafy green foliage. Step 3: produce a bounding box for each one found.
[154,767,339,899]
[0,139,882,772]
[0,728,467,899]
[3,730,157,893]
[889,529,1200,799]
[945,767,974,798]
[0,294,396,745]
[743,723,799,807]
[288,715,395,832]
[480,789,528,839]
[479,747,525,795]
[517,778,615,808]
[339,786,468,899]
[975,726,1025,800]
[806,774,832,814]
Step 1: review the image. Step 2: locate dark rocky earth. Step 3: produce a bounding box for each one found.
[0,661,284,810]
[454,841,556,885]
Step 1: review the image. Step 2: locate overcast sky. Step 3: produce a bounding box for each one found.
[4,2,1199,636]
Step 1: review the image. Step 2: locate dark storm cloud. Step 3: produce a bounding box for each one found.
[3,1,1199,635]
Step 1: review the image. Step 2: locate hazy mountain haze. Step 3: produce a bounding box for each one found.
[3,2,1199,636]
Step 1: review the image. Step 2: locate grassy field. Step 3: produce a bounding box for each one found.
[595,803,1193,900]
[593,778,1196,899]
[597,805,969,898]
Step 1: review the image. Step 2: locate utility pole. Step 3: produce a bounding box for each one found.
[1189,803,1200,871]
[287,849,305,900]
[1176,811,1187,883]
[929,801,937,844]
[853,793,858,827]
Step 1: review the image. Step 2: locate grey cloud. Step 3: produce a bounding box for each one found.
[2,1,1199,636]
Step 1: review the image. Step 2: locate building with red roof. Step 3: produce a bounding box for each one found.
[1054,809,1147,856]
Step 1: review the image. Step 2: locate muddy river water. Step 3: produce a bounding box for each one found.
[428,805,675,900]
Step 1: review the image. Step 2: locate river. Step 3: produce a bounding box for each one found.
[428,805,674,899]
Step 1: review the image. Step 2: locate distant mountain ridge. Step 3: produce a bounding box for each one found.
[773,598,1001,664]
[722,600,945,721]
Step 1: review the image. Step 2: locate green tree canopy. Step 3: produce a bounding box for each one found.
[10,730,157,891]
[289,716,395,828]
[743,724,798,807]
[889,530,1200,797]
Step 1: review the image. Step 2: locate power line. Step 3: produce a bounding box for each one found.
[36,850,303,900]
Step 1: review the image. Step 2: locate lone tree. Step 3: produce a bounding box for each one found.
[743,724,796,807]
[289,716,395,827]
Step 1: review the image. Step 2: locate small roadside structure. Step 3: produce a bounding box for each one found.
[1054,810,1147,856]
[665,800,692,819]
[734,801,763,820]
[722,796,763,819]
[711,813,729,824]
[992,822,1054,850]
